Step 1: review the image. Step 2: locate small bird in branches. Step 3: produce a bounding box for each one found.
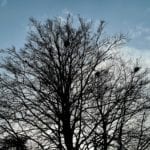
[64,39,70,47]
[95,71,100,77]
[134,66,141,73]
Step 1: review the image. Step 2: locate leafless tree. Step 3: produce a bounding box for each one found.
[0,15,150,150]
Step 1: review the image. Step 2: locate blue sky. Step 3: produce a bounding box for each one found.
[0,0,150,55]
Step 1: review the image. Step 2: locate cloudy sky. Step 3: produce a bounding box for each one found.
[0,0,150,64]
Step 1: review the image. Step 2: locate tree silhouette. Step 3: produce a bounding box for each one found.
[0,15,150,150]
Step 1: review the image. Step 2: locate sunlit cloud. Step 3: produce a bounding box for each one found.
[120,46,150,68]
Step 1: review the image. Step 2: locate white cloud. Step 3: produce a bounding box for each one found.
[129,25,150,39]
[119,46,150,68]
[1,0,7,7]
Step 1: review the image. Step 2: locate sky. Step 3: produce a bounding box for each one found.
[0,0,150,65]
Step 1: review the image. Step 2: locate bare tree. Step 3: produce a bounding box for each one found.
[0,15,150,150]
